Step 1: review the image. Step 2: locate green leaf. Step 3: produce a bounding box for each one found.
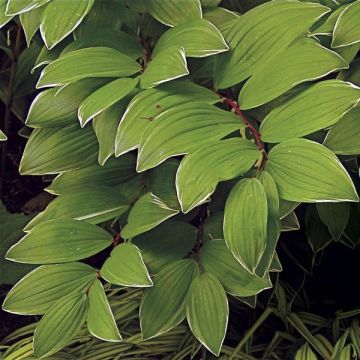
[295,343,318,360]
[137,103,243,171]
[87,279,122,342]
[121,193,179,239]
[311,5,346,35]
[332,1,360,48]
[78,78,138,127]
[40,0,95,49]
[203,7,239,34]
[266,138,359,202]
[19,124,98,175]
[176,138,259,213]
[140,47,188,89]
[6,220,112,264]
[100,243,152,287]
[281,211,300,232]
[239,38,348,110]
[333,329,350,360]
[255,171,281,278]
[200,240,272,297]
[214,0,330,89]
[115,80,219,157]
[279,199,299,219]
[323,107,360,155]
[25,186,129,231]
[260,80,360,142]
[140,259,199,339]
[33,292,88,358]
[46,155,136,195]
[20,5,45,46]
[224,178,268,273]
[133,220,197,274]
[5,0,49,15]
[93,97,133,165]
[0,202,34,284]
[153,19,228,58]
[316,202,350,240]
[186,272,228,356]
[350,320,360,357]
[0,129,7,141]
[0,0,13,27]
[37,47,141,88]
[2,262,96,314]
[26,78,109,128]
[146,0,202,27]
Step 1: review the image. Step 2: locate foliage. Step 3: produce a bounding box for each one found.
[0,0,360,358]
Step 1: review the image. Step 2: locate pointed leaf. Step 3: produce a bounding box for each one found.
[133,220,197,274]
[100,243,152,287]
[137,103,243,171]
[323,107,360,155]
[0,0,13,27]
[87,279,122,342]
[176,138,259,213]
[186,273,228,356]
[260,80,360,142]
[266,139,358,202]
[40,0,95,49]
[37,47,141,88]
[20,5,45,46]
[2,262,96,314]
[295,343,318,360]
[281,212,300,232]
[25,186,129,231]
[0,129,7,141]
[5,0,49,15]
[224,178,268,273]
[20,124,98,175]
[200,239,272,297]
[153,19,228,58]
[79,78,138,127]
[121,193,179,239]
[146,0,202,27]
[239,39,347,110]
[214,0,330,88]
[332,1,360,48]
[140,47,188,89]
[6,220,112,264]
[140,259,199,339]
[115,80,219,156]
[33,292,88,358]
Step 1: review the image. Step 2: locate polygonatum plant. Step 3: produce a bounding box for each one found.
[1,0,360,357]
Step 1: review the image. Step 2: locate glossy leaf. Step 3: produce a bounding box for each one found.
[2,262,96,314]
[46,155,136,195]
[78,78,138,127]
[25,186,129,231]
[186,273,228,356]
[87,279,122,342]
[200,240,272,297]
[214,0,329,88]
[260,80,360,142]
[40,0,95,49]
[153,19,228,58]
[133,220,197,274]
[137,103,243,171]
[6,220,112,264]
[323,107,360,155]
[33,292,88,358]
[224,178,268,273]
[140,259,199,339]
[316,202,350,240]
[146,0,202,27]
[5,0,49,15]
[176,138,259,213]
[19,124,98,175]
[266,139,359,202]
[100,243,152,287]
[140,47,188,89]
[37,47,141,88]
[121,193,179,239]
[26,78,109,128]
[239,39,348,110]
[332,1,360,48]
[115,80,219,156]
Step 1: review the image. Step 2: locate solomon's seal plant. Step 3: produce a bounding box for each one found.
[1,0,360,357]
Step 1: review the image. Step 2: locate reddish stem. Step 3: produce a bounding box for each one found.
[112,233,122,247]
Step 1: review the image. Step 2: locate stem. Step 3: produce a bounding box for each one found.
[0,25,22,197]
